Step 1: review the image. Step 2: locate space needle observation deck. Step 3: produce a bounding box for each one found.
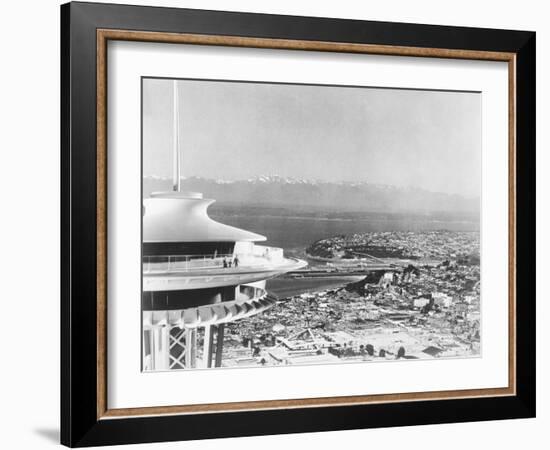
[142,80,306,371]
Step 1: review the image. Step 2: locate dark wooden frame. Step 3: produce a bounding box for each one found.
[61,1,536,447]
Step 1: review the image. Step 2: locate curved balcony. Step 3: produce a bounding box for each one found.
[143,245,307,291]
[143,245,285,273]
[143,285,276,330]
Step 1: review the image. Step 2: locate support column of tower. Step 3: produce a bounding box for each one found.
[151,326,170,371]
[200,324,226,368]
[214,324,225,367]
[202,325,214,368]
[145,323,225,370]
[185,328,197,368]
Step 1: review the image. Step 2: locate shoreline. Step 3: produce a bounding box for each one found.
[266,275,364,299]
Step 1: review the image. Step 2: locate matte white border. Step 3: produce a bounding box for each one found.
[107,41,509,409]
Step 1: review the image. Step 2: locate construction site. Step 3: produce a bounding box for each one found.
[218,231,481,368]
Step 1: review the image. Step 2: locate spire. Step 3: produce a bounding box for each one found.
[172,80,181,192]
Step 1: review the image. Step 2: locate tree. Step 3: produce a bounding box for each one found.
[397,346,406,359]
[366,344,374,356]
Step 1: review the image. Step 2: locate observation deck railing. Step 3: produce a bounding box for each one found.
[142,245,284,274]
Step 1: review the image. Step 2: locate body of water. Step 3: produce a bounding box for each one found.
[210,207,479,251]
[266,276,365,298]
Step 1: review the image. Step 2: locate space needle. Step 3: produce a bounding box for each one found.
[142,80,307,371]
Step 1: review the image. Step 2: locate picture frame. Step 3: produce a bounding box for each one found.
[60,1,535,447]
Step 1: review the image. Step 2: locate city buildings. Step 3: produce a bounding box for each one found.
[220,231,481,367]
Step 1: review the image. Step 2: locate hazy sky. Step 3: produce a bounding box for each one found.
[143,78,481,197]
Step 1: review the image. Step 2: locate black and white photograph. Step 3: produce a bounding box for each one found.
[141,78,482,371]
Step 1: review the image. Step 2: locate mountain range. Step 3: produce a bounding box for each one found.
[143,175,479,215]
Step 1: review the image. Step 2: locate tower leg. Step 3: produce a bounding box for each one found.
[143,329,152,371]
[152,326,170,371]
[214,324,225,367]
[185,328,197,368]
[202,325,214,368]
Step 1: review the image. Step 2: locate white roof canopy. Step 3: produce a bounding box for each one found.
[143,192,266,243]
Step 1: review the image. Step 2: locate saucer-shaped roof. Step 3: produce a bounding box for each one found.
[143,192,266,243]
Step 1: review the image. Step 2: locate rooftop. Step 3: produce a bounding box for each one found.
[143,192,266,243]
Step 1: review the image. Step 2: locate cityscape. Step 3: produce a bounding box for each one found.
[206,231,481,368]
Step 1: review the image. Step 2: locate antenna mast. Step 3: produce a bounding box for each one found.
[172,80,181,192]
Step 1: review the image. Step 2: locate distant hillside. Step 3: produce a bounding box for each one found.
[143,175,480,215]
